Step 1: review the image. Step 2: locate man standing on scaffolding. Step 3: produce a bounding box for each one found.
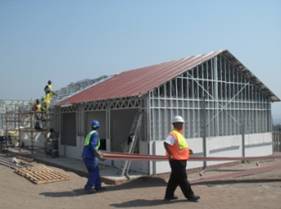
[44,80,53,94]
[43,80,56,111]
[33,99,42,130]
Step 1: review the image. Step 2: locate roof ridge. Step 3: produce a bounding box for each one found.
[58,49,279,106]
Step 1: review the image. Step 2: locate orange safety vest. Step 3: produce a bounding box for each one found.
[167,129,190,160]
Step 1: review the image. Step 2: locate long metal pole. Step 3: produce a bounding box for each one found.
[201,95,207,169]
[241,116,245,163]
[31,112,34,155]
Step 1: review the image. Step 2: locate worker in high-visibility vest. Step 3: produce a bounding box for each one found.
[82,120,105,193]
[33,99,41,112]
[47,80,52,90]
[33,99,42,130]
[43,92,52,110]
[44,80,53,95]
[163,115,200,202]
[43,80,56,110]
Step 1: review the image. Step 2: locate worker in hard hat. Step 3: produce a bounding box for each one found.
[43,80,56,110]
[43,91,52,110]
[33,99,42,130]
[82,120,105,193]
[40,97,47,112]
[44,80,54,95]
[32,99,41,112]
[163,115,200,202]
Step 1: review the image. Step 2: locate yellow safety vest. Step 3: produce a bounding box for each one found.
[84,130,100,150]
[48,84,53,91]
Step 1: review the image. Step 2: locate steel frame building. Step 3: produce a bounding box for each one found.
[57,50,279,175]
[149,53,274,139]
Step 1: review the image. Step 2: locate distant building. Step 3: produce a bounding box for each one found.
[53,76,108,103]
[55,50,280,175]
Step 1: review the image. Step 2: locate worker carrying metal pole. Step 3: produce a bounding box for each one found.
[163,115,200,202]
[82,120,105,194]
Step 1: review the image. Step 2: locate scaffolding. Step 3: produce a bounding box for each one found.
[2,109,53,155]
[0,99,31,130]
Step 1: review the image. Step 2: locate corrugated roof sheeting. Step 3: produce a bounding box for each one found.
[59,50,280,106]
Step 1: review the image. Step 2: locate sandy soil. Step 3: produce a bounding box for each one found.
[0,160,281,209]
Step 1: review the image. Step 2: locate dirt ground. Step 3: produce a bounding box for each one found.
[0,159,281,209]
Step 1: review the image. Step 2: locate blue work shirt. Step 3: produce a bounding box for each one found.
[82,131,100,159]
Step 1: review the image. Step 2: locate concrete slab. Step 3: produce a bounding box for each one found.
[7,148,144,185]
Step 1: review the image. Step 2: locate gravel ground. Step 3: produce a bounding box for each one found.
[0,159,281,209]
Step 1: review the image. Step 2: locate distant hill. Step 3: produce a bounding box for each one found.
[53,75,108,103]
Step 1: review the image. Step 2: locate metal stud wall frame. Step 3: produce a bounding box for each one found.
[59,96,145,146]
[61,105,78,113]
[83,97,143,112]
[149,55,272,141]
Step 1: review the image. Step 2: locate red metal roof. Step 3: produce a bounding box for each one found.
[58,49,279,106]
[59,50,223,106]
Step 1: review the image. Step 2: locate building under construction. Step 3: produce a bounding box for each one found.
[57,50,280,175]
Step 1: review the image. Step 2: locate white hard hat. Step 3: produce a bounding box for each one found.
[172,115,185,123]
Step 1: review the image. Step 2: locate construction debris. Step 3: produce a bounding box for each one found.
[0,158,17,169]
[15,165,70,184]
[0,156,22,169]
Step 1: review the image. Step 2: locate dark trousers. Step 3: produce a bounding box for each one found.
[165,160,194,199]
[83,158,101,190]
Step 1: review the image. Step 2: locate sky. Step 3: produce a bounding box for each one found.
[0,0,280,121]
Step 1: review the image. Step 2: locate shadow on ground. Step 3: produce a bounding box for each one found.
[40,176,281,198]
[192,178,281,186]
[40,176,167,197]
[203,168,247,172]
[110,199,188,208]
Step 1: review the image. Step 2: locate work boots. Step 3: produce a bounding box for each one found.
[164,195,200,202]
[187,195,200,202]
[164,196,178,201]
